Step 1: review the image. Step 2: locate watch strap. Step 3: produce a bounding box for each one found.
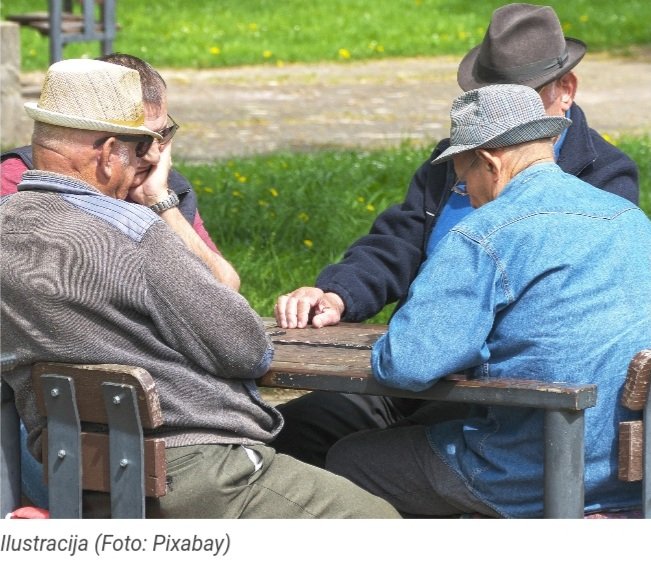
[149,189,180,214]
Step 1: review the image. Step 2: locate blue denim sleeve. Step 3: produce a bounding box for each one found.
[371,231,510,390]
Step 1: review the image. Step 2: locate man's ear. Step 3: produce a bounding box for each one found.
[476,149,500,177]
[96,137,117,182]
[558,71,578,111]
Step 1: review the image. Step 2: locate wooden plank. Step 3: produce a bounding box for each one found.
[264,317,385,349]
[33,363,163,429]
[619,420,643,481]
[42,430,167,497]
[272,344,372,375]
[621,349,651,411]
[6,12,82,24]
[30,21,105,34]
[264,337,598,410]
[260,366,597,410]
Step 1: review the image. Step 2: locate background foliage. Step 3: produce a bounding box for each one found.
[3,0,651,71]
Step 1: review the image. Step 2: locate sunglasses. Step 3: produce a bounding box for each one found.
[157,114,179,146]
[93,134,155,158]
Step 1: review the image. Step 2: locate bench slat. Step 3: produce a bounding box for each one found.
[621,350,651,411]
[33,363,163,429]
[619,420,643,482]
[42,430,167,497]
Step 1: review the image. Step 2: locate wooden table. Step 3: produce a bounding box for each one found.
[258,318,597,519]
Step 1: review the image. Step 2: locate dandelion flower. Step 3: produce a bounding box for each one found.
[338,48,351,60]
[269,187,279,197]
[303,239,313,249]
[263,50,273,59]
[210,46,221,55]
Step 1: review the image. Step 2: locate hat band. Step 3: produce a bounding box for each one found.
[476,48,569,83]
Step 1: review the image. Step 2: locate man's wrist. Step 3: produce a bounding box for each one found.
[324,292,345,317]
[149,189,179,214]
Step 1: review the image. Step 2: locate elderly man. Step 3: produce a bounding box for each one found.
[271,3,642,469]
[2,53,240,510]
[0,59,399,519]
[328,84,651,518]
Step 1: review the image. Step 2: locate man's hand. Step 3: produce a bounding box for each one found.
[128,141,173,206]
[275,287,345,329]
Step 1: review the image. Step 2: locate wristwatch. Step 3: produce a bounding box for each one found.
[149,189,180,214]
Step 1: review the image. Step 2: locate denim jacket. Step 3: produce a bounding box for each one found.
[371,163,651,517]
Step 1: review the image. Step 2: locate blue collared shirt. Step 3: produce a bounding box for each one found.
[373,163,651,517]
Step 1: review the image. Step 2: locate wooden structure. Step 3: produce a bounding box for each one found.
[617,349,651,516]
[258,319,638,518]
[0,325,647,519]
[7,0,117,64]
[31,363,167,518]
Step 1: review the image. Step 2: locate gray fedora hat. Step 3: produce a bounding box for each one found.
[25,59,161,139]
[457,4,587,91]
[431,84,571,165]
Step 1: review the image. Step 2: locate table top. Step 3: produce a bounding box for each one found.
[258,319,597,411]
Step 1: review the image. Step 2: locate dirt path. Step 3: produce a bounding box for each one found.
[18,52,651,161]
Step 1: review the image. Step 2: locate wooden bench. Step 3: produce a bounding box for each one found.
[31,362,167,518]
[7,0,117,64]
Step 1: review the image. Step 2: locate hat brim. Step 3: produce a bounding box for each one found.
[457,37,586,92]
[431,115,571,165]
[24,102,162,139]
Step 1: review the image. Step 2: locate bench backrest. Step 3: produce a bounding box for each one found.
[32,363,167,518]
[618,349,651,518]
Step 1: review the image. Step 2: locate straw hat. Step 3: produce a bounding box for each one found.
[457,4,586,91]
[431,84,571,165]
[24,59,162,139]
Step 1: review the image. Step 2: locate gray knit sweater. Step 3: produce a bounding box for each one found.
[1,170,281,459]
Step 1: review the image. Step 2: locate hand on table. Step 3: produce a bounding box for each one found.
[274,287,345,329]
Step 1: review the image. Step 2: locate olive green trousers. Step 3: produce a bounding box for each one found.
[85,443,400,519]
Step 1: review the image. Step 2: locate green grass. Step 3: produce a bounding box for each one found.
[3,0,650,72]
[180,134,651,319]
[178,143,425,319]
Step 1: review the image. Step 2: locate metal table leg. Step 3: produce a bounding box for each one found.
[544,409,585,518]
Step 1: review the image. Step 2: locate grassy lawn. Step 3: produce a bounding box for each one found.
[3,0,651,71]
[180,135,651,319]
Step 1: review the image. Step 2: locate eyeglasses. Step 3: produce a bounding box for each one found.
[157,114,179,146]
[451,155,479,196]
[93,134,155,158]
